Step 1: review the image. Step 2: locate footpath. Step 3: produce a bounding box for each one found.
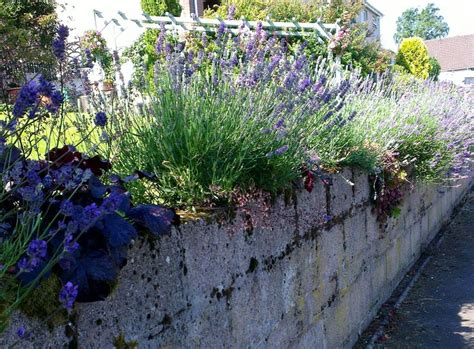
[371,189,474,348]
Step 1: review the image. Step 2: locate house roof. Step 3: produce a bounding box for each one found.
[364,1,383,17]
[424,34,474,72]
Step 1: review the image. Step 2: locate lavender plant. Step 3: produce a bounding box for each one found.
[101,25,375,208]
[97,23,471,212]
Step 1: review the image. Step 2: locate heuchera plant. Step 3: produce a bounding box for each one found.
[1,143,178,302]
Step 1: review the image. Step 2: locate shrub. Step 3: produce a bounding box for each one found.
[141,0,181,16]
[80,30,114,80]
[395,37,431,79]
[428,56,441,80]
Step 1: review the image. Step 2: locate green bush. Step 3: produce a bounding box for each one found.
[395,37,431,79]
[428,56,441,80]
[141,0,181,16]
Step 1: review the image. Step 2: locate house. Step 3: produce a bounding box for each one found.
[424,34,474,85]
[355,1,383,42]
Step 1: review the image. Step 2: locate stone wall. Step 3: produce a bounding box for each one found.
[2,170,472,348]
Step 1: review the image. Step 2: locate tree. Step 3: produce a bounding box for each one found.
[428,56,441,80]
[0,0,58,87]
[394,3,449,44]
[395,37,431,79]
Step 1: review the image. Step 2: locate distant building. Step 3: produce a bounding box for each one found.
[424,35,474,85]
[355,1,383,42]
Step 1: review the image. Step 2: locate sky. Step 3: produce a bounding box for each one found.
[58,0,474,52]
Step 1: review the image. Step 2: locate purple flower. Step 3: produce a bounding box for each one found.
[298,78,311,92]
[227,4,236,20]
[27,239,47,259]
[60,200,74,216]
[17,257,31,272]
[201,32,208,47]
[46,90,64,114]
[59,282,79,311]
[79,203,102,228]
[26,170,41,186]
[274,145,289,155]
[18,186,43,202]
[16,326,26,338]
[12,81,38,118]
[283,71,297,90]
[52,25,69,60]
[94,111,107,127]
[64,233,80,253]
[156,23,166,54]
[323,214,332,223]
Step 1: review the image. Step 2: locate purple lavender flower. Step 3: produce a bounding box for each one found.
[294,55,307,71]
[283,71,297,90]
[64,233,80,253]
[59,282,79,311]
[227,4,236,20]
[17,258,31,272]
[16,326,26,338]
[201,32,208,47]
[26,170,41,186]
[18,186,43,202]
[12,81,38,118]
[156,23,166,54]
[27,239,47,259]
[37,75,54,96]
[298,78,311,92]
[274,145,289,155]
[94,111,107,127]
[46,90,64,114]
[60,200,74,216]
[52,25,69,60]
[323,214,332,223]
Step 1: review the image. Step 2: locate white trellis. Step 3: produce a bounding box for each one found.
[93,10,340,41]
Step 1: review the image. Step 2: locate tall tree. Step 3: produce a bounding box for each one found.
[394,3,449,44]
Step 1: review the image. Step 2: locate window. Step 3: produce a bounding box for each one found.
[362,9,368,21]
[464,77,474,85]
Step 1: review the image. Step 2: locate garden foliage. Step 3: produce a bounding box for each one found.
[0,24,177,334]
[0,0,58,89]
[87,24,473,211]
[395,37,431,79]
[0,7,473,339]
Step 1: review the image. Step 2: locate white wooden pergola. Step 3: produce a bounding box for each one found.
[93,10,340,42]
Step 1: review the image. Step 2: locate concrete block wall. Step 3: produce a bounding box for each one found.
[2,170,471,348]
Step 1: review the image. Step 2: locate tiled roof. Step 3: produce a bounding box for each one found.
[424,34,474,72]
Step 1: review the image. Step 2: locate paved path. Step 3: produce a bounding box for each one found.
[379,190,474,348]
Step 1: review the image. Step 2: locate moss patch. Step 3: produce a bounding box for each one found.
[113,332,138,349]
[19,275,67,330]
